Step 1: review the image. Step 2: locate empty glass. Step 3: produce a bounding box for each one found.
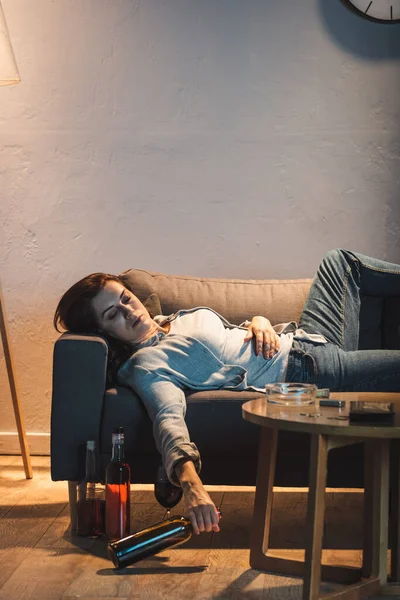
[266,383,317,407]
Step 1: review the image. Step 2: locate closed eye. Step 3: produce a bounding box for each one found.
[107,293,130,320]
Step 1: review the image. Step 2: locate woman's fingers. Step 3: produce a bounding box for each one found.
[194,507,206,533]
[257,330,276,359]
[212,505,220,532]
[263,332,281,359]
[243,317,281,359]
[256,331,264,356]
[188,505,220,534]
[199,506,213,532]
[188,509,200,535]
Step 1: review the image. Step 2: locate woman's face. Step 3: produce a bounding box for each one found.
[91,280,158,344]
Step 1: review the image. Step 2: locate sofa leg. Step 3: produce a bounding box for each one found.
[68,481,78,531]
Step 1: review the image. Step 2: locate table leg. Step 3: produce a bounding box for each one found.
[362,439,389,584]
[390,439,400,582]
[248,427,381,599]
[362,440,374,579]
[302,434,329,600]
[249,427,278,570]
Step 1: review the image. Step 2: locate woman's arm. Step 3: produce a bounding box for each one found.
[175,459,220,535]
[126,368,200,479]
[143,375,220,535]
[119,363,219,534]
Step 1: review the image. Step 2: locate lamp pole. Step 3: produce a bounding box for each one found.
[0,1,32,479]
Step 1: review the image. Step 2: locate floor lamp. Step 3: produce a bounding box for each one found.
[0,2,32,479]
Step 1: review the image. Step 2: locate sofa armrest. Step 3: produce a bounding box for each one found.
[51,333,108,482]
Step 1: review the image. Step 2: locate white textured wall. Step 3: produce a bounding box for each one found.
[0,0,399,452]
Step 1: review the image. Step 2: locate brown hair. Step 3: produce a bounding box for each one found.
[53,273,131,385]
[53,272,123,334]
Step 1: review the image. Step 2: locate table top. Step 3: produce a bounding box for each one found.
[242,392,400,439]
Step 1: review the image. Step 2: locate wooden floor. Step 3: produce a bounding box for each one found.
[0,455,391,600]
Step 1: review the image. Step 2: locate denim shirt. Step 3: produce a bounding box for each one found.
[117,325,250,484]
[117,307,327,484]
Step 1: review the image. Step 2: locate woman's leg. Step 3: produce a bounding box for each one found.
[309,342,400,392]
[299,249,400,351]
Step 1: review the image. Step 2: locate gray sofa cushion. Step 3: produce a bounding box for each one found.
[120,268,313,326]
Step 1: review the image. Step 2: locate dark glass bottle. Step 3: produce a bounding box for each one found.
[77,440,105,537]
[105,427,131,540]
[108,515,192,568]
[108,509,221,568]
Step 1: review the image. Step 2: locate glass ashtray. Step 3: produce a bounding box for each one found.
[266,383,317,406]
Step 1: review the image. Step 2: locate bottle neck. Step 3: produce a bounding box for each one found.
[111,434,125,462]
[85,447,97,482]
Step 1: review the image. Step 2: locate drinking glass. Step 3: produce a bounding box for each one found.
[154,464,183,518]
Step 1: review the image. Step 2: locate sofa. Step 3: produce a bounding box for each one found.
[51,267,400,491]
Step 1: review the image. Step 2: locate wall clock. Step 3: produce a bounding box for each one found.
[342,0,400,22]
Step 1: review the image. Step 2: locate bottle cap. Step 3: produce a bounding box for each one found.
[87,440,95,450]
[112,427,124,442]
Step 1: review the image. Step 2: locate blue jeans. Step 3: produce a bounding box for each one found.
[285,249,400,392]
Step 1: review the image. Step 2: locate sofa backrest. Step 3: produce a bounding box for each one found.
[120,268,400,350]
[120,268,313,326]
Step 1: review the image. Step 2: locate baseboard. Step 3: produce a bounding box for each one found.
[0,432,50,455]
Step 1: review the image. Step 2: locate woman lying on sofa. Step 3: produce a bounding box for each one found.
[54,249,400,535]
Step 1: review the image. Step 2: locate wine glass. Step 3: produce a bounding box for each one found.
[154,464,183,518]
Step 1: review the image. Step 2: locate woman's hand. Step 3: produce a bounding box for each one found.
[176,460,220,535]
[182,480,220,535]
[243,316,280,359]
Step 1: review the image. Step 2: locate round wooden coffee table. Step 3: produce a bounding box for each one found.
[242,392,400,600]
